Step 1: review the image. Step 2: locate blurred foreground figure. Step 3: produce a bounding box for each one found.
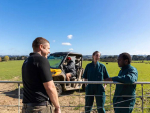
[105,52,138,113]
[22,37,61,113]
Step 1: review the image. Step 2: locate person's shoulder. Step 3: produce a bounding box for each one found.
[23,55,33,64]
[98,62,106,67]
[29,53,46,60]
[87,62,93,67]
[39,56,48,62]
[129,65,137,72]
[70,60,75,64]
[33,55,48,64]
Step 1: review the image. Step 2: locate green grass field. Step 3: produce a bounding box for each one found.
[0,60,150,112]
[0,60,150,81]
[83,61,150,81]
[0,60,24,80]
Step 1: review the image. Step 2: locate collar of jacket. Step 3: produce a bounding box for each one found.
[121,64,131,70]
[92,61,100,67]
[29,52,41,56]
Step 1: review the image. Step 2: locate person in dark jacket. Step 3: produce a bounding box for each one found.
[63,57,76,81]
[83,51,110,113]
[105,52,138,113]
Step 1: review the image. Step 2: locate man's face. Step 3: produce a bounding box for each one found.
[40,43,50,58]
[66,59,70,63]
[93,53,100,62]
[117,55,127,67]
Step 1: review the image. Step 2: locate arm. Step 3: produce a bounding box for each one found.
[38,57,61,113]
[43,81,61,112]
[83,65,88,79]
[103,66,110,79]
[83,78,88,87]
[103,66,110,88]
[63,62,73,72]
[67,62,75,70]
[83,65,88,86]
[112,68,138,83]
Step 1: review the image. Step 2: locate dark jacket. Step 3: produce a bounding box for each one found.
[64,60,76,76]
[112,64,138,113]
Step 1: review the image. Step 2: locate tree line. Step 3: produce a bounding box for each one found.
[83,55,150,62]
[0,55,150,62]
[0,56,28,62]
[132,55,150,61]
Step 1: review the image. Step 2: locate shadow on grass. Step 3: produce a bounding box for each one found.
[0,88,23,99]
[60,89,85,97]
[1,88,86,99]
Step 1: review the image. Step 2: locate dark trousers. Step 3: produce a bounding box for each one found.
[85,95,105,113]
[113,97,135,113]
[22,102,53,113]
[85,85,106,113]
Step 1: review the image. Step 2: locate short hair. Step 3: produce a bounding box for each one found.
[119,52,131,64]
[92,51,100,56]
[32,37,49,50]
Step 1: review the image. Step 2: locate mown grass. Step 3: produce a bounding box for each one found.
[83,61,150,79]
[1,60,150,81]
[1,60,150,112]
[0,60,24,80]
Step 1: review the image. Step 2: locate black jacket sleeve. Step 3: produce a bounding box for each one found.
[38,57,53,83]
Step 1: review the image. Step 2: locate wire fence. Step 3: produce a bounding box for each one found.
[0,81,149,113]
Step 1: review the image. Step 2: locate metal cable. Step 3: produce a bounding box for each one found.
[84,96,136,113]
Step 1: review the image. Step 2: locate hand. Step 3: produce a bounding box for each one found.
[103,84,107,89]
[54,108,61,113]
[85,84,88,87]
[84,79,88,87]
[104,78,112,81]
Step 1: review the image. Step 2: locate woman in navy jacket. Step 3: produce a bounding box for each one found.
[83,51,110,113]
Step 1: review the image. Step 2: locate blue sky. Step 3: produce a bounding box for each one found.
[0,0,150,55]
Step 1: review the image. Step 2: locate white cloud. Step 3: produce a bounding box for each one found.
[69,48,73,51]
[67,35,73,39]
[62,42,71,46]
[53,40,55,42]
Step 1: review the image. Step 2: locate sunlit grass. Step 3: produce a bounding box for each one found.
[1,60,150,112]
[0,60,24,80]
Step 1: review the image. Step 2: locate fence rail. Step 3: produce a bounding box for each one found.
[1,80,150,84]
[0,81,149,113]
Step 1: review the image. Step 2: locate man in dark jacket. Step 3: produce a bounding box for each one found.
[63,57,76,81]
[105,52,138,113]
